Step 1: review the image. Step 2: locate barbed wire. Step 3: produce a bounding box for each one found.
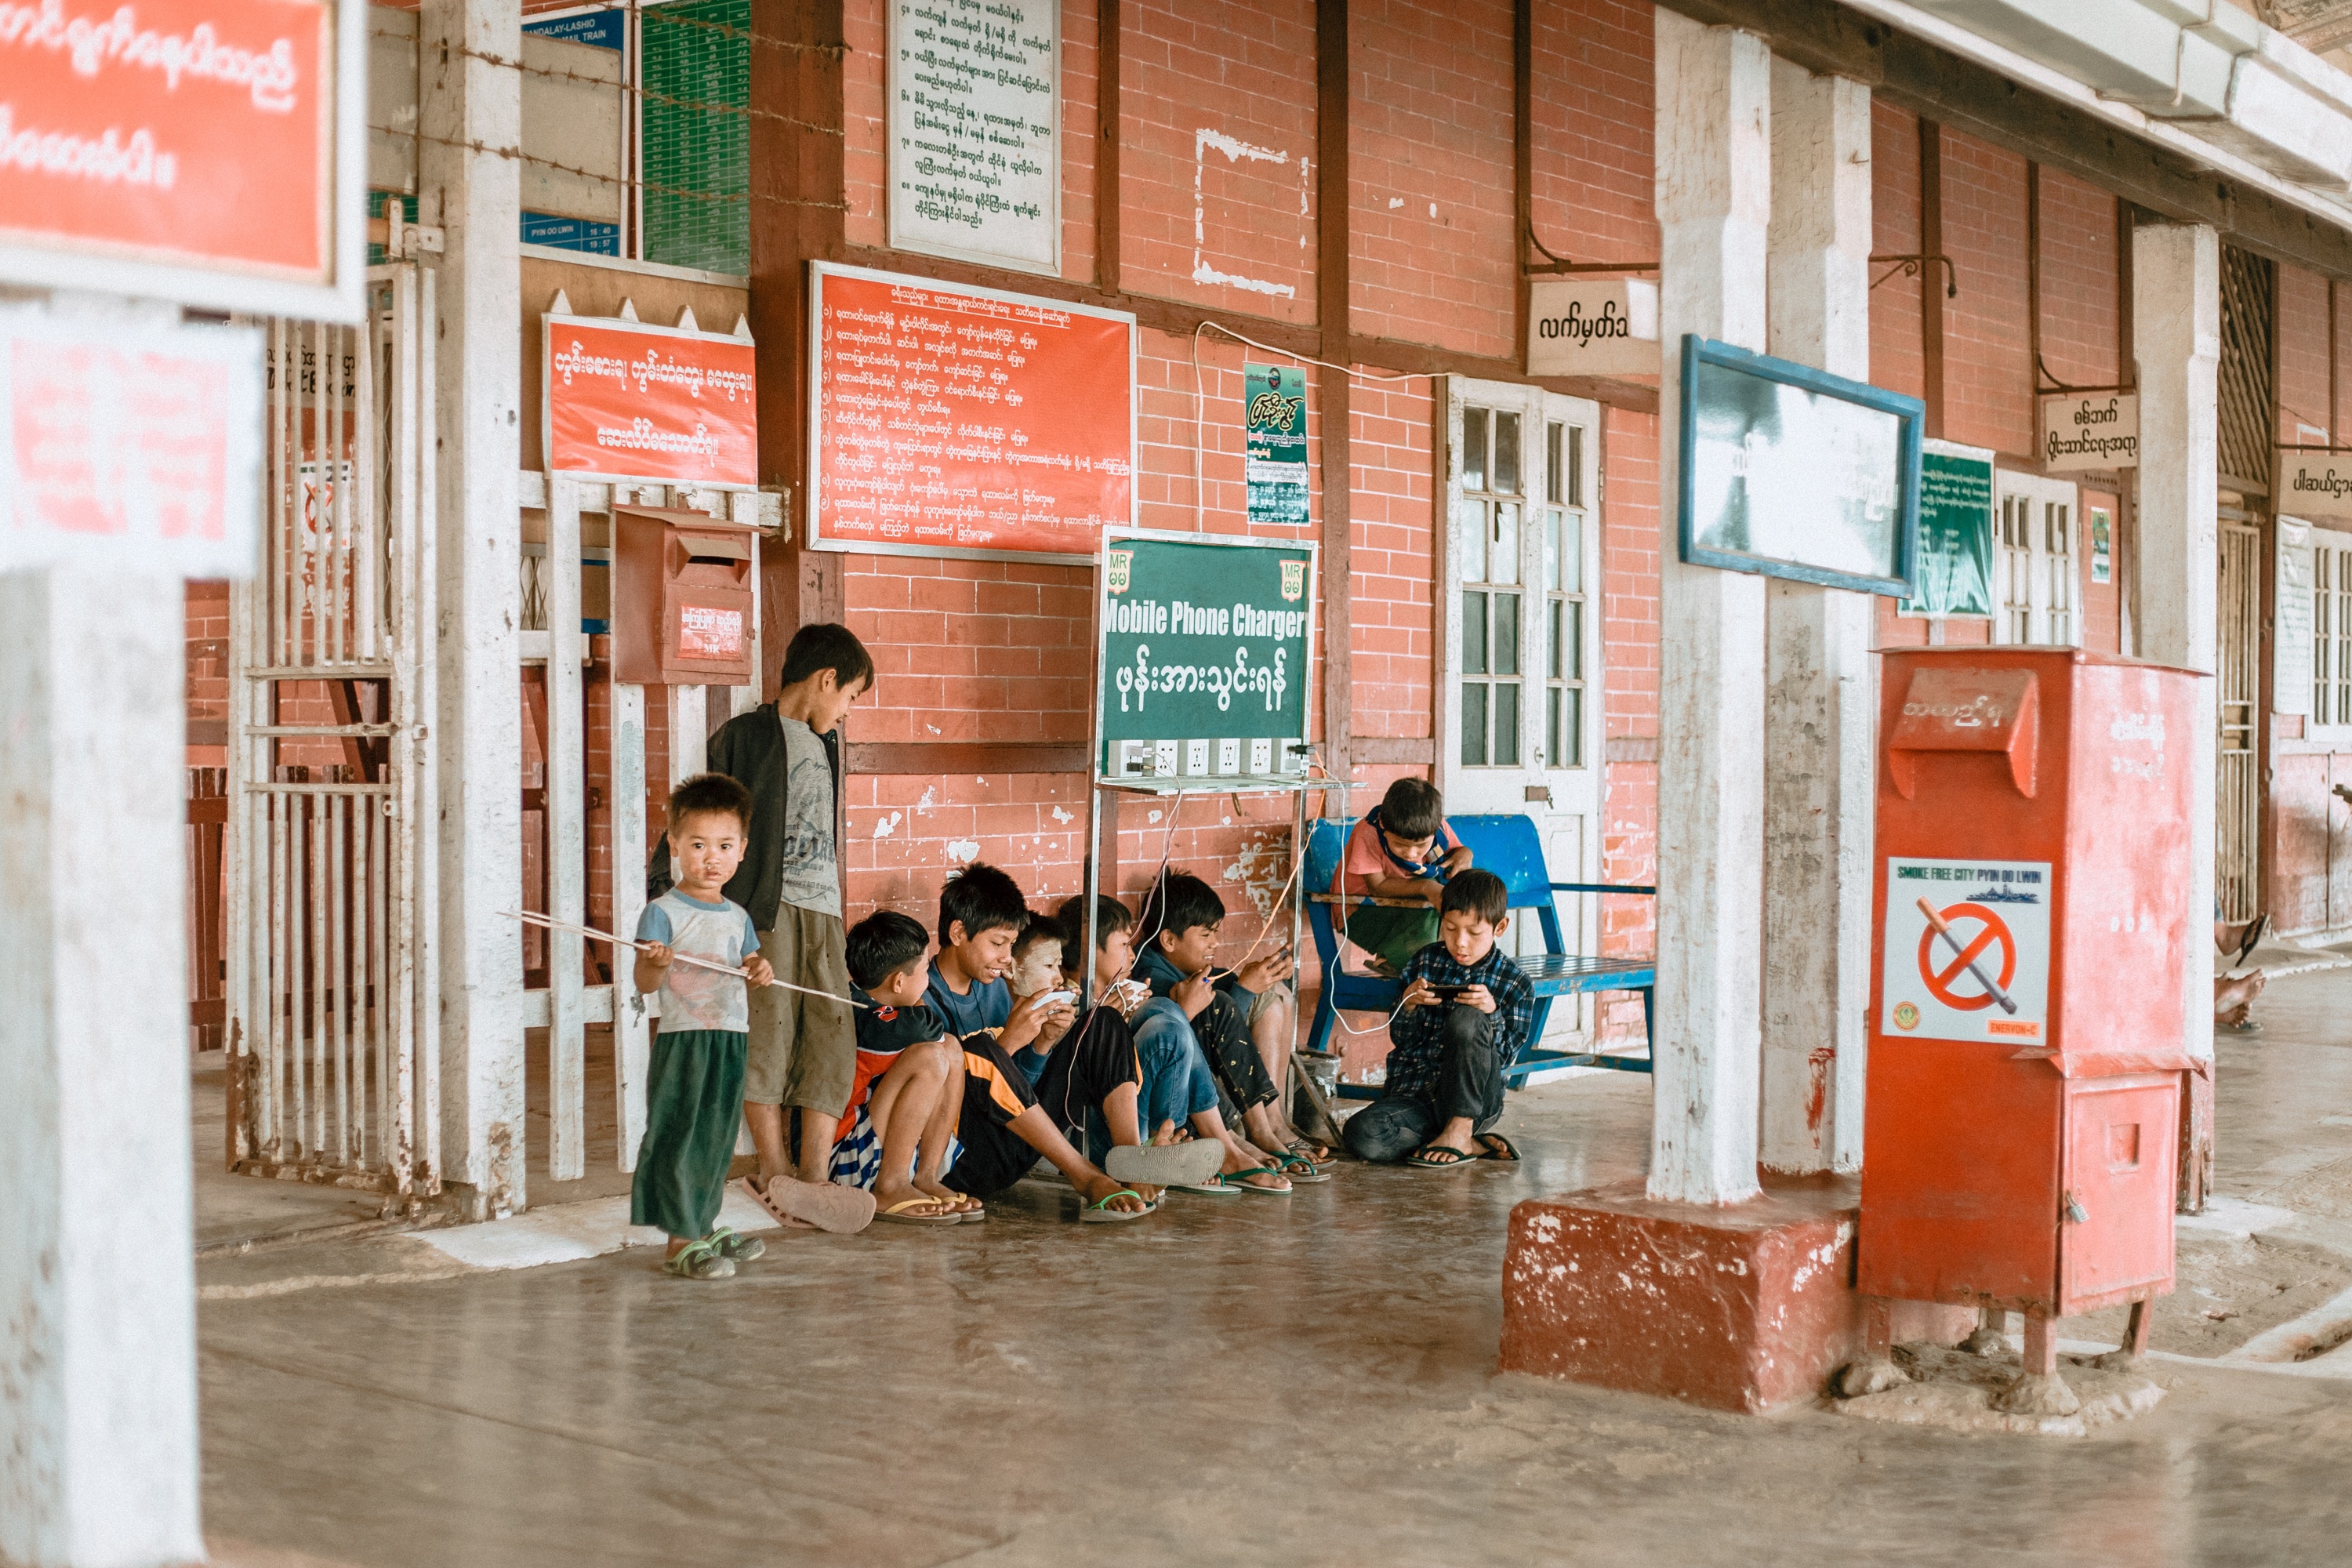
[385,31,841,137]
[372,122,847,212]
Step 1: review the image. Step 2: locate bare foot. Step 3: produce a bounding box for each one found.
[1076,1172,1152,1214]
[873,1178,954,1218]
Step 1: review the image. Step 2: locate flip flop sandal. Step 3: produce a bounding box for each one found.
[742,1174,877,1235]
[2235,914,2270,965]
[1474,1133,1521,1163]
[1170,1176,1243,1196]
[1080,1188,1154,1223]
[1271,1151,1330,1184]
[874,1196,962,1225]
[706,1225,765,1263]
[662,1238,735,1279]
[1220,1164,1294,1196]
[1106,1140,1227,1189]
[1405,1145,1478,1171]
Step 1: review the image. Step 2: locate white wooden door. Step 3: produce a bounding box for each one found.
[1992,470,2079,646]
[1439,379,1604,1041]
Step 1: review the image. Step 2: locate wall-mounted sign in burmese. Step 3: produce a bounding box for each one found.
[1525,278,1658,380]
[2039,394,2138,472]
[2278,452,2352,521]
[887,0,1059,277]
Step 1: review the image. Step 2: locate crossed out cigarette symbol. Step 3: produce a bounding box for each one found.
[1915,898,2020,1014]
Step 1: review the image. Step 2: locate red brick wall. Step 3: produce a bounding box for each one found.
[1530,0,1657,265]
[1936,128,2033,461]
[2037,169,2119,393]
[1121,0,1318,321]
[1870,101,1925,407]
[1348,0,1518,357]
[2280,263,2334,447]
[1598,406,1658,1034]
[1349,372,1434,737]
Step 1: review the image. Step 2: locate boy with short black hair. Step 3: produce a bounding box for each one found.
[631,774,773,1279]
[1342,868,1537,1168]
[833,910,966,1223]
[1134,872,1317,1190]
[1334,777,1472,976]
[924,862,1044,1038]
[658,622,874,1202]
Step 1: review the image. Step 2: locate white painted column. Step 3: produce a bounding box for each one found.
[1760,61,1875,1175]
[1650,13,1771,1206]
[0,569,204,1567]
[423,0,528,1218]
[2132,221,2220,1199]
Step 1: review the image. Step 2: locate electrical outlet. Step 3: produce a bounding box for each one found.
[1184,739,1211,775]
[1153,741,1178,776]
[1216,737,1242,774]
[1117,740,1152,775]
[1281,740,1312,775]
[1249,737,1274,774]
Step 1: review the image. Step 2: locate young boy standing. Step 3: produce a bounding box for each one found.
[1341,869,1537,1168]
[631,775,774,1279]
[660,622,871,1203]
[1334,778,1472,976]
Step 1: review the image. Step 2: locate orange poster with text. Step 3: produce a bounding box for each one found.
[811,265,1134,559]
[0,0,332,278]
[543,316,758,488]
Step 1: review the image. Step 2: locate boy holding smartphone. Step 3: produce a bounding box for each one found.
[1343,869,1537,1169]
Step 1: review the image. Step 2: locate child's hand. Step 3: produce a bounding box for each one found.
[1237,949,1292,990]
[1400,977,1437,1010]
[1172,972,1215,1019]
[1412,877,1449,906]
[1439,844,1473,875]
[742,953,775,989]
[1458,983,1496,1014]
[1002,989,1060,1051]
[641,941,673,971]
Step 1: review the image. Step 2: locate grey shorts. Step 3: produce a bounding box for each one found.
[744,905,856,1114]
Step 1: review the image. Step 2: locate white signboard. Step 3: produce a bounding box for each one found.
[887,0,1060,276]
[2039,394,2137,471]
[2279,453,2352,521]
[2279,517,2315,717]
[1526,279,1659,380]
[1880,857,2053,1046]
[0,310,263,577]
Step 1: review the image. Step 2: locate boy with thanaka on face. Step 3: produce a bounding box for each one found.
[1333,778,1472,977]
[1341,869,1538,1168]
[653,622,877,1232]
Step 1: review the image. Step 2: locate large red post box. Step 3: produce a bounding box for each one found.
[1860,648,2199,1341]
[611,506,757,686]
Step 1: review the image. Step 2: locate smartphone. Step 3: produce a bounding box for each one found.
[1108,977,1153,1014]
[1428,984,1468,1003]
[1035,989,1080,1009]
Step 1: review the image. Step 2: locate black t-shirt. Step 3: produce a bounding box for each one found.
[854,989,950,1056]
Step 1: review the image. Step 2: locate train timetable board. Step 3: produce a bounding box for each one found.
[807,261,1136,563]
[1097,531,1316,783]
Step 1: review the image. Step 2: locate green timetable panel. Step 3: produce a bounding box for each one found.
[1098,533,1316,782]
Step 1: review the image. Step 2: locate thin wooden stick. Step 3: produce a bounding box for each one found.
[499,909,866,1007]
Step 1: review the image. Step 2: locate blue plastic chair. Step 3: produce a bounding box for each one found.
[1304,814,1656,1095]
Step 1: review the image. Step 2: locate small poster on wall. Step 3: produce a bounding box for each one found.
[2090,506,2113,584]
[1900,441,1994,619]
[887,0,1060,276]
[1244,364,1309,527]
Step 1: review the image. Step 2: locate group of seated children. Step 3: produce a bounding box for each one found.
[625,619,1541,1279]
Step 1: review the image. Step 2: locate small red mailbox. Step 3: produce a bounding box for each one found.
[612,506,757,687]
[1860,648,2200,1395]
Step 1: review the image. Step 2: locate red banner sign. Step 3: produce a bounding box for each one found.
[543,315,759,488]
[809,263,1135,560]
[0,0,333,281]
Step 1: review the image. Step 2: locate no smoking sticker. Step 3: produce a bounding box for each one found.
[1880,858,2051,1044]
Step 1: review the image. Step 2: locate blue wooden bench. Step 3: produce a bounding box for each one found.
[1301,813,1655,1096]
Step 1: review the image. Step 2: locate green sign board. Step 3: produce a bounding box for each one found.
[1244,362,1310,528]
[1098,533,1316,780]
[1902,447,1993,618]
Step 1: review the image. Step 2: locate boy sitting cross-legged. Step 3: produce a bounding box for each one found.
[630,774,777,1279]
[1341,869,1537,1169]
[833,911,970,1225]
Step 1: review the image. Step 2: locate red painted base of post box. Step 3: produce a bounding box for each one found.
[1499,1177,1971,1413]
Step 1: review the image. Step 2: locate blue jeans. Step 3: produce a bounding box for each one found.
[1131,997,1221,1145]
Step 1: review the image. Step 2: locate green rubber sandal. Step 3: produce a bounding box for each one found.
[1080,1188,1154,1223]
[1220,1163,1294,1196]
[662,1237,735,1279]
[708,1225,765,1263]
[1272,1151,1330,1184]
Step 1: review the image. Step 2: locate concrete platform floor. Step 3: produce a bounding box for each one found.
[198,970,2352,1567]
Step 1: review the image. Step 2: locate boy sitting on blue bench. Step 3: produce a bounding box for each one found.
[1342,869,1536,1168]
[1332,779,1473,975]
